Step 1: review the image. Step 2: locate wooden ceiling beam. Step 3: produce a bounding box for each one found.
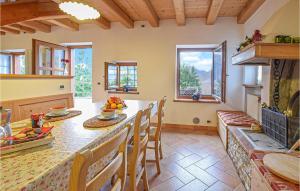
[237,0,265,24]
[132,0,159,27]
[0,31,6,35]
[1,2,67,26]
[0,27,20,34]
[172,0,185,26]
[20,21,52,33]
[207,0,224,25]
[93,17,111,29]
[47,18,79,31]
[97,0,134,28]
[9,24,36,34]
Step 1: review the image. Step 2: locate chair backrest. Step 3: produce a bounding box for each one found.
[155,96,167,138]
[69,127,129,191]
[131,103,153,169]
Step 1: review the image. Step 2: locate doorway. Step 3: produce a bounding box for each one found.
[70,46,92,98]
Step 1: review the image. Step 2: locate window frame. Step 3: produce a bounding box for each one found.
[176,42,226,103]
[0,51,25,74]
[212,41,227,102]
[32,39,70,76]
[176,48,215,100]
[104,62,138,92]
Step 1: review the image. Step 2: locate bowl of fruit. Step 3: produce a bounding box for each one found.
[104,97,127,110]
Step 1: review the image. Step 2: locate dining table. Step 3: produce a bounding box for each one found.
[0,99,157,191]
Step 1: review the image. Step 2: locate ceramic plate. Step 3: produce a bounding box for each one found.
[97,114,118,121]
[45,111,69,117]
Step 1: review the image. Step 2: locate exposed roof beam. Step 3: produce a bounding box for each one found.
[47,18,79,31]
[0,27,20,34]
[1,2,67,26]
[132,0,159,27]
[93,17,111,29]
[207,0,224,25]
[237,0,265,24]
[9,24,36,33]
[172,0,185,26]
[97,0,134,28]
[20,21,52,33]
[0,31,6,35]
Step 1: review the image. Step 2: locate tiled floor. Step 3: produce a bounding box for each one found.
[142,128,245,191]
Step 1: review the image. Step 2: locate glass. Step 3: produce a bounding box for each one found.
[15,55,26,74]
[38,45,51,68]
[213,48,222,98]
[179,51,213,96]
[120,66,137,88]
[53,49,67,75]
[0,54,12,74]
[108,65,117,88]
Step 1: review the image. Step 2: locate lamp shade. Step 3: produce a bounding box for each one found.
[59,1,100,20]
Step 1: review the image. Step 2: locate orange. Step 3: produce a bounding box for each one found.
[111,103,117,109]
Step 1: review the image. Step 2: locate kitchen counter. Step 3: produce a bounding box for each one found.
[251,151,299,191]
[0,99,157,191]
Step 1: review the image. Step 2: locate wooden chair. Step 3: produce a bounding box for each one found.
[69,127,129,191]
[127,103,153,191]
[147,96,166,174]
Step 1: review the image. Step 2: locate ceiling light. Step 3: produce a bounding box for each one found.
[59,1,100,20]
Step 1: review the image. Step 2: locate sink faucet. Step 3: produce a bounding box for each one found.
[0,107,12,139]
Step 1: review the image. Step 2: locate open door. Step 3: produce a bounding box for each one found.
[212,41,226,102]
[32,39,70,76]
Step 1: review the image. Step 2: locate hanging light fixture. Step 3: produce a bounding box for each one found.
[59,1,100,20]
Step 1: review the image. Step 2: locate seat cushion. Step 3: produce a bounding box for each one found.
[217,110,258,127]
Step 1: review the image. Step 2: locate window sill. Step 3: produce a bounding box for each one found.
[173,98,221,104]
[108,90,139,95]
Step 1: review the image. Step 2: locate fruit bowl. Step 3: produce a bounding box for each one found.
[104,97,127,110]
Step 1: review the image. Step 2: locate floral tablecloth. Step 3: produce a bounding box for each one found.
[0,99,157,191]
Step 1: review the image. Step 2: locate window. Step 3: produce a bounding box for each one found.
[176,42,226,102]
[105,62,138,92]
[0,52,26,74]
[71,47,93,97]
[33,39,70,76]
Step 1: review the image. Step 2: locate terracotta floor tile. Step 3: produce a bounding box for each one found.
[165,163,195,184]
[177,179,208,191]
[174,147,194,157]
[137,129,246,191]
[205,181,233,191]
[206,166,241,188]
[176,154,202,168]
[185,165,218,186]
[195,155,220,169]
[150,177,184,191]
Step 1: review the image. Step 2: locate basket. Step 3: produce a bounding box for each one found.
[261,108,288,147]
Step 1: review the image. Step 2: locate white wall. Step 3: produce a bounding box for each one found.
[0,78,71,101]
[0,18,244,127]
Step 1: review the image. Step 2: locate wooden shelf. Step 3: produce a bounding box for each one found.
[232,43,300,65]
[0,74,74,79]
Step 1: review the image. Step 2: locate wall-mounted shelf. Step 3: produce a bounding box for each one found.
[232,43,300,65]
[0,74,73,79]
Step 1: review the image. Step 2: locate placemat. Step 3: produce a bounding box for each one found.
[83,114,127,128]
[45,110,82,122]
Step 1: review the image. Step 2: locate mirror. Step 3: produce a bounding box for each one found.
[0,49,28,74]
